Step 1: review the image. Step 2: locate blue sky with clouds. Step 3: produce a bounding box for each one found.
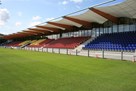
[0,0,124,35]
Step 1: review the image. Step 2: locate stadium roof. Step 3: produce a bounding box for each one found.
[3,0,136,39]
[0,33,4,38]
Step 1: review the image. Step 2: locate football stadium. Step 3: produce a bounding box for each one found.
[0,0,136,90]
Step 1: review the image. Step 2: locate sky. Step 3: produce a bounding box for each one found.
[0,0,124,35]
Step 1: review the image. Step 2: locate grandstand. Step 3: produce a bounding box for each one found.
[4,41,22,47]
[44,36,89,49]
[0,33,4,37]
[0,0,136,61]
[0,33,5,43]
[1,0,136,90]
[28,39,45,47]
[84,31,136,51]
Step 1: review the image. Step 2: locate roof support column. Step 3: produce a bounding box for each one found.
[90,7,118,23]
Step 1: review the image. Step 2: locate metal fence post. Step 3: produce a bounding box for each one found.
[121,50,123,60]
[52,48,53,53]
[67,49,68,55]
[59,48,60,54]
[42,48,43,52]
[76,50,78,56]
[47,48,48,52]
[88,49,90,57]
[102,49,104,59]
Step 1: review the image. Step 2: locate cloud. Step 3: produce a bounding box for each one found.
[76,5,81,9]
[29,21,41,27]
[0,8,10,26]
[32,16,41,21]
[62,1,68,5]
[60,1,68,5]
[59,0,69,5]
[15,22,22,26]
[70,0,83,3]
[17,12,22,17]
[59,0,83,5]
[45,17,54,21]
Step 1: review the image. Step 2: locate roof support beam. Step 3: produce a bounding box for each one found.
[47,22,74,31]
[19,32,38,35]
[8,32,37,39]
[3,32,38,39]
[36,26,61,33]
[90,7,118,23]
[6,34,30,39]
[3,36,13,39]
[14,34,30,38]
[63,16,92,29]
[14,33,35,38]
[24,30,45,34]
[28,28,53,35]
[28,28,53,33]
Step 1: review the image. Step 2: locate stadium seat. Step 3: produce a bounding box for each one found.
[44,36,90,49]
[84,31,136,51]
[28,39,54,47]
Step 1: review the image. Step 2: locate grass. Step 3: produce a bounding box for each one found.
[0,48,136,91]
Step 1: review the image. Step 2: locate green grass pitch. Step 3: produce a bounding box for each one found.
[0,48,136,91]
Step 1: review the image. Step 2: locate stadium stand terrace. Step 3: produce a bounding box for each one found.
[0,0,136,61]
[84,31,136,51]
[4,41,23,47]
[28,39,54,47]
[44,36,90,49]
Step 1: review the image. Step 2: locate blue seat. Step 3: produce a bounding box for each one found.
[84,31,136,51]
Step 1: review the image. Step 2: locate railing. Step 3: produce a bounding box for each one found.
[0,46,135,62]
[20,47,135,62]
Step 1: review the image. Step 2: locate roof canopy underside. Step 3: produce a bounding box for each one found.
[3,0,136,39]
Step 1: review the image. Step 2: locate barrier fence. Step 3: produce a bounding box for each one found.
[22,47,135,62]
[1,46,135,62]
